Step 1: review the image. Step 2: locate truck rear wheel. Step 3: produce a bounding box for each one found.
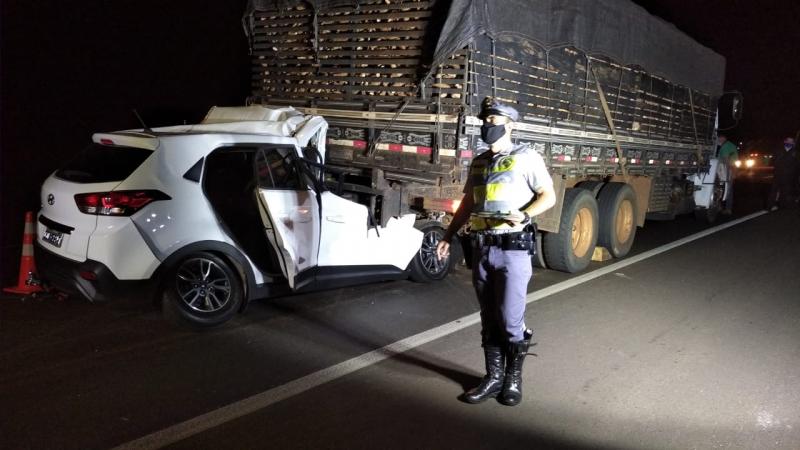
[409,221,454,282]
[576,180,605,197]
[597,182,637,258]
[543,188,599,273]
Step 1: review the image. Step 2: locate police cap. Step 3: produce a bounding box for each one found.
[478,97,519,122]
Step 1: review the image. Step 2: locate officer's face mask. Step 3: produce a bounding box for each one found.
[784,143,794,151]
[480,123,507,145]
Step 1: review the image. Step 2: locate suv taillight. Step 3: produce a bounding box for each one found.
[74,190,171,216]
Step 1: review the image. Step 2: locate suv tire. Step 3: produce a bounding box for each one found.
[162,252,243,328]
[408,221,454,282]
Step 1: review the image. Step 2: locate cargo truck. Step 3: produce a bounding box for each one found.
[243,0,741,276]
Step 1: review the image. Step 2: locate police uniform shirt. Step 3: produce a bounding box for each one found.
[464,143,553,232]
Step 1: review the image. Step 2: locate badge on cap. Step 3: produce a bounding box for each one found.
[478,97,520,122]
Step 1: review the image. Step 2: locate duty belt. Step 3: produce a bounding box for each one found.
[471,231,534,251]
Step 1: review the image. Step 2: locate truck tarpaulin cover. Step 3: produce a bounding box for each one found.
[431,0,725,96]
[244,0,726,96]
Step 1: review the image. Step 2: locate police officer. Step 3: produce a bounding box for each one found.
[436,97,556,406]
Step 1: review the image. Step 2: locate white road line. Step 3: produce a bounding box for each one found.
[527,210,767,302]
[114,210,767,450]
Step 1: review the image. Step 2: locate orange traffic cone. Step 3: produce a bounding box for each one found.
[4,211,44,295]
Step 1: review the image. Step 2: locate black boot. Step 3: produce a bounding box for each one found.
[464,345,505,403]
[499,331,532,406]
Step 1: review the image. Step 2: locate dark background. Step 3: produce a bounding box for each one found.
[1,0,250,283]
[2,0,798,286]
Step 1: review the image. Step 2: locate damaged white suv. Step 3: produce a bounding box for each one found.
[36,106,444,327]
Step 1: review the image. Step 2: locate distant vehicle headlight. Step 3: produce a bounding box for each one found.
[745,159,755,168]
[734,160,742,168]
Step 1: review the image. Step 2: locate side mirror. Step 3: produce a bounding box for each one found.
[731,95,743,121]
[718,91,743,127]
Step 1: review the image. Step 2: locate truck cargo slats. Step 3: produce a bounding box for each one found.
[250,90,414,100]
[314,30,429,41]
[251,72,417,84]
[251,89,346,100]
[306,67,422,75]
[254,39,426,51]
[250,0,439,104]
[464,35,717,141]
[254,10,312,20]
[251,0,435,19]
[253,83,416,96]
[299,58,422,66]
[317,10,433,22]
[314,0,435,15]
[253,40,426,51]
[254,24,313,35]
[318,20,430,32]
[251,83,418,96]
[467,39,716,145]
[253,49,424,58]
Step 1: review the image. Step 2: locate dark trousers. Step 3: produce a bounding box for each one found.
[768,178,798,209]
[472,245,532,344]
[724,166,734,211]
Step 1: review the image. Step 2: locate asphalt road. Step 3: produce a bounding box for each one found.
[2,177,798,450]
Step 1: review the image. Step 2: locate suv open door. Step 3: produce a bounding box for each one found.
[255,146,422,291]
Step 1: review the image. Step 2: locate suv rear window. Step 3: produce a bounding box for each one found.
[55,143,153,183]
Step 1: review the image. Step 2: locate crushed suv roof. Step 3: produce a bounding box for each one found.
[94,105,320,147]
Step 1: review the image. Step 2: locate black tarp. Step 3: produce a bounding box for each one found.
[244,0,726,96]
[429,0,725,96]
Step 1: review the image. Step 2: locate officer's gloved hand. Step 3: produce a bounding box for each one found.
[436,240,450,261]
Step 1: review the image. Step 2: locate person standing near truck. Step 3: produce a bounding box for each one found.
[717,134,739,214]
[767,137,800,211]
[436,97,556,406]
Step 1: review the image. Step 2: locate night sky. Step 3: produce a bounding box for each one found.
[1,0,798,284]
[635,0,800,141]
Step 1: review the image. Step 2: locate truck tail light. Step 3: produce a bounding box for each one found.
[422,197,462,214]
[74,190,171,216]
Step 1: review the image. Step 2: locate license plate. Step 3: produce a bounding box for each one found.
[42,228,64,248]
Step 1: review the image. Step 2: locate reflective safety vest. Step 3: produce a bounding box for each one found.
[468,144,539,231]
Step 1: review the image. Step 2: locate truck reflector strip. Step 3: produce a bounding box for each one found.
[327,138,458,158]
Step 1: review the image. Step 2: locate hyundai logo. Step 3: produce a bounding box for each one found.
[47,194,55,206]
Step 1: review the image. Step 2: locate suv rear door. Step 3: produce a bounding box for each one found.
[37,142,152,261]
